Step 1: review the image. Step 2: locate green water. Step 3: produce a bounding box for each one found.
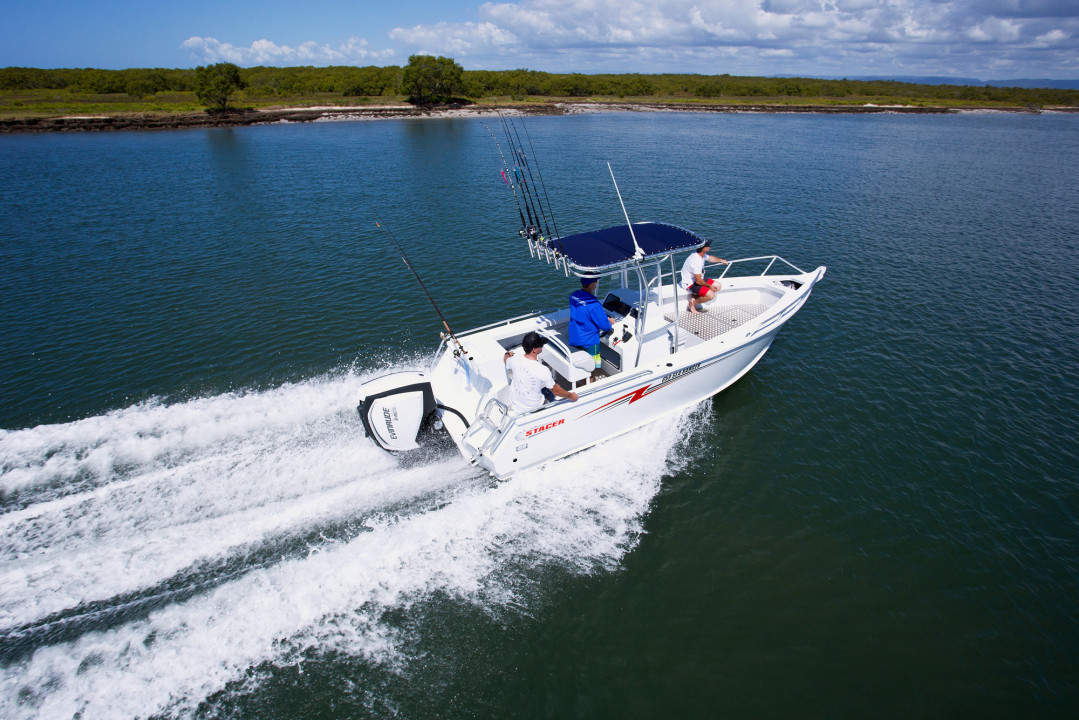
[0,111,1077,718]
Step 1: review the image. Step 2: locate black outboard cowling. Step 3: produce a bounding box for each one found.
[357,371,437,452]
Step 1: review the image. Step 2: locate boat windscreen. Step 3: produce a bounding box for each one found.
[547,222,707,271]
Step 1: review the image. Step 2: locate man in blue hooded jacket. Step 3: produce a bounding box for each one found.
[568,276,613,370]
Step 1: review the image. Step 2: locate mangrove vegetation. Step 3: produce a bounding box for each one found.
[2,57,1077,120]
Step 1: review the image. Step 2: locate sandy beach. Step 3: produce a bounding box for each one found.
[2,100,1066,134]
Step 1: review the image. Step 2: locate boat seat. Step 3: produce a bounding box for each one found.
[537,330,594,386]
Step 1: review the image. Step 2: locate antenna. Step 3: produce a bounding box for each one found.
[608,163,644,261]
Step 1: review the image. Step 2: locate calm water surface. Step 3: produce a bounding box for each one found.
[0,111,1077,719]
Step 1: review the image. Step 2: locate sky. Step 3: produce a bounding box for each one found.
[3,0,1078,80]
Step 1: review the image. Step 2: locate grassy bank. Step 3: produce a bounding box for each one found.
[3,88,1074,123]
[4,64,1078,123]
[0,89,399,119]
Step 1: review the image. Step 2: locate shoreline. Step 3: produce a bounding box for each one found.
[1,101,1073,134]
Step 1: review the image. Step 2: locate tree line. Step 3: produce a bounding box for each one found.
[3,60,1076,108]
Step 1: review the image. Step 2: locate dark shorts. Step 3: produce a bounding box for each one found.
[688,278,715,297]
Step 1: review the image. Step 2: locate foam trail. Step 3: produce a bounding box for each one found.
[0,377,703,719]
[1,373,385,500]
[0,370,469,633]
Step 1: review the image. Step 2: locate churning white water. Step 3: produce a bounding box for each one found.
[0,369,700,719]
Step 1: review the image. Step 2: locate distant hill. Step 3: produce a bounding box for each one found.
[984,78,1079,90]
[824,75,1079,90]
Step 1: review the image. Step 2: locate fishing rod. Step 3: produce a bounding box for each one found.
[504,116,561,267]
[482,121,529,232]
[508,118,554,240]
[521,119,560,241]
[498,114,541,236]
[494,115,531,227]
[509,124,550,240]
[374,219,467,357]
[498,113,568,269]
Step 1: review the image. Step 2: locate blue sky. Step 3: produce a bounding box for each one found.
[3,0,1077,79]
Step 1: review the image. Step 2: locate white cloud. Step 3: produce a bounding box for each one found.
[183,0,1079,78]
[181,37,395,66]
[1034,28,1069,45]
[965,17,1023,43]
[384,0,1079,77]
[388,21,517,55]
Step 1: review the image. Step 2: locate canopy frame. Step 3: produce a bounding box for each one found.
[528,221,708,276]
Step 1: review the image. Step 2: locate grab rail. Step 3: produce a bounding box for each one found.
[457,307,562,338]
[710,255,806,279]
[431,306,562,366]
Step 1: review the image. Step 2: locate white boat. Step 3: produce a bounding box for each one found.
[358,219,825,479]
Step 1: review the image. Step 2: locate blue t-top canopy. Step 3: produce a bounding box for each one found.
[547,222,706,271]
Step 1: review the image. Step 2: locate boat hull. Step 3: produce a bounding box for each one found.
[456,328,777,477]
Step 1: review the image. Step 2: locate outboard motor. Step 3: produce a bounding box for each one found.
[357,371,438,452]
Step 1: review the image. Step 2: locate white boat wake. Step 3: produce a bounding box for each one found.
[0,368,703,719]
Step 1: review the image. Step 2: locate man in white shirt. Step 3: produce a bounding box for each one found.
[503,332,579,413]
[680,242,729,314]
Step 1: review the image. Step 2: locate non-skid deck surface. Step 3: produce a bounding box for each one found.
[664,303,770,341]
